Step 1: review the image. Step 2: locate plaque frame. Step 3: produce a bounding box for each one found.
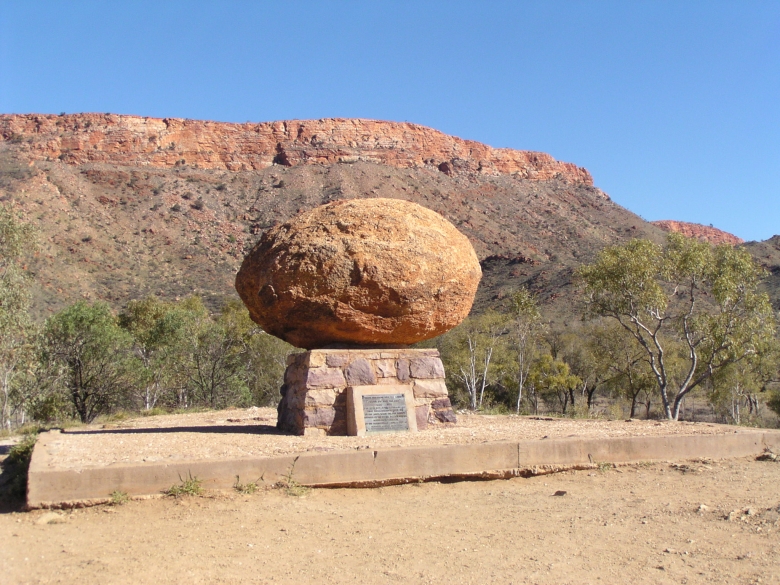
[346,384,418,437]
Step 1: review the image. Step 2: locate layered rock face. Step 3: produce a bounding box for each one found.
[0,112,675,326]
[652,220,744,246]
[0,114,593,183]
[235,198,481,349]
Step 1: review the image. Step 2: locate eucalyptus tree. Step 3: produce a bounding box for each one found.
[769,389,780,419]
[589,321,657,418]
[0,206,36,429]
[546,324,611,414]
[42,301,134,423]
[439,311,511,410]
[119,296,192,410]
[178,298,256,409]
[709,336,780,424]
[218,300,292,407]
[528,354,582,415]
[578,234,776,420]
[508,288,545,413]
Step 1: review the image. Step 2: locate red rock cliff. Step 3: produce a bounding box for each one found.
[652,220,744,246]
[0,113,593,184]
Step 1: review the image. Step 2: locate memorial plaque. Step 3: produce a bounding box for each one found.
[346,384,418,436]
[362,393,409,433]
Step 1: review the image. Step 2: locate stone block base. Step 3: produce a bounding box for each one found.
[277,348,457,436]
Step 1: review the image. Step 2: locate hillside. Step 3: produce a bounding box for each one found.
[743,235,780,311]
[0,113,773,324]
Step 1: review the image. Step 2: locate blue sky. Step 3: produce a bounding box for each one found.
[2,1,778,241]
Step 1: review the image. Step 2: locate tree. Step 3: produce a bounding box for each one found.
[41,301,134,423]
[439,311,510,410]
[218,300,292,407]
[579,234,777,420]
[177,298,253,410]
[709,336,780,424]
[120,296,292,411]
[588,322,657,418]
[0,206,36,429]
[529,354,582,415]
[119,296,191,410]
[768,390,780,420]
[546,324,610,414]
[709,361,761,425]
[508,289,545,414]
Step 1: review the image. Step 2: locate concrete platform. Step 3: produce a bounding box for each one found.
[27,426,780,509]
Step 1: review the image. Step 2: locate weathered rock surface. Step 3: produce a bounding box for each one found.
[652,220,744,246]
[0,114,593,183]
[236,198,481,348]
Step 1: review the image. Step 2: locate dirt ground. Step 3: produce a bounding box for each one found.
[2,456,779,585]
[40,407,732,469]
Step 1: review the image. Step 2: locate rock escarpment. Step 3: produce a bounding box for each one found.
[235,198,481,349]
[0,112,675,324]
[0,113,593,183]
[652,220,744,246]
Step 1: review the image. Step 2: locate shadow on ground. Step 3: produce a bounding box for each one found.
[0,441,32,513]
[62,424,286,436]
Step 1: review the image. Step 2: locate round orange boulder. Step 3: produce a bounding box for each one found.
[235,198,482,349]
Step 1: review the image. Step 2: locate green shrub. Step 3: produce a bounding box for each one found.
[768,391,780,418]
[109,490,129,505]
[165,472,203,497]
[234,475,263,494]
[140,407,168,417]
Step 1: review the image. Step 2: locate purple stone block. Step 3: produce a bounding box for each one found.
[345,358,377,386]
[396,359,410,381]
[410,357,445,379]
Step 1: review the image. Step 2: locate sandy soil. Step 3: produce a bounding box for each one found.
[44,407,733,470]
[2,455,779,584]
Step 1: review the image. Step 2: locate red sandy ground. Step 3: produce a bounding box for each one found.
[40,407,733,470]
[2,456,779,584]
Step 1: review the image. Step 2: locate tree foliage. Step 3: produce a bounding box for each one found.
[0,206,37,429]
[579,234,777,420]
[709,335,780,424]
[587,321,656,418]
[41,301,134,423]
[32,296,293,422]
[508,289,545,413]
[119,296,191,410]
[438,311,512,410]
[768,390,780,419]
[529,354,582,415]
[218,301,291,407]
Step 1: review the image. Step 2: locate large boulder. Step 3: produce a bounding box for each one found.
[235,198,481,349]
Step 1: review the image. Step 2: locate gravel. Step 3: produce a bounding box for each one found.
[41,407,734,470]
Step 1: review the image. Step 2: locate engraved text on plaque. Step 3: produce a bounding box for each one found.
[362,393,409,433]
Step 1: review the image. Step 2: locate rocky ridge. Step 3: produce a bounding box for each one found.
[1,113,776,322]
[0,114,593,183]
[652,220,744,246]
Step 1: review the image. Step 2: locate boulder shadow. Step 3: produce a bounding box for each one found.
[62,424,290,436]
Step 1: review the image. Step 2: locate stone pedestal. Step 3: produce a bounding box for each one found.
[277,348,457,436]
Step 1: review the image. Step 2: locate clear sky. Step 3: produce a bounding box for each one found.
[2,1,778,242]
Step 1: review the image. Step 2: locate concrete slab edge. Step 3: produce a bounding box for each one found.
[27,428,780,509]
